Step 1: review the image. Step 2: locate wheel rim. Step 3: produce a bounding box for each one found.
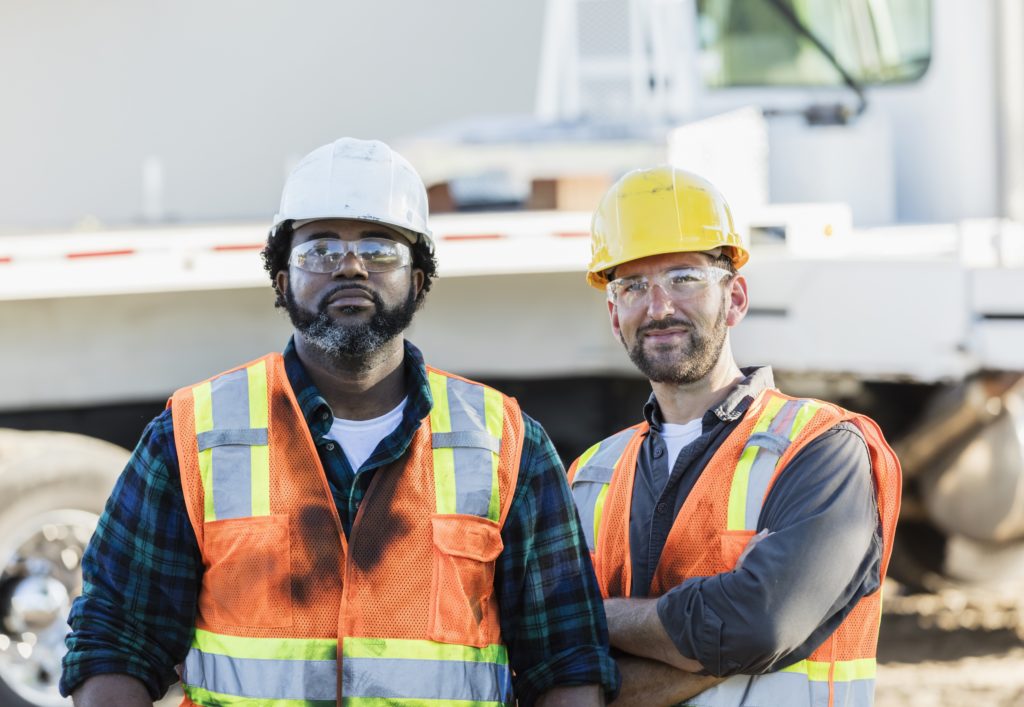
[0,509,98,706]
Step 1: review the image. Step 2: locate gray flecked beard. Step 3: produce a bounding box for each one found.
[284,282,416,368]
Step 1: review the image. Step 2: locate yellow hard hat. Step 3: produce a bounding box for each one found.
[587,165,749,289]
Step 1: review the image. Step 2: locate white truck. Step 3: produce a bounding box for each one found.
[1,0,1023,704]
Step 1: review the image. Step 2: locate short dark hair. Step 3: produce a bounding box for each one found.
[260,220,439,308]
[712,250,738,275]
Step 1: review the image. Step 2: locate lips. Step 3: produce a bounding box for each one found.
[324,286,375,309]
[642,328,688,343]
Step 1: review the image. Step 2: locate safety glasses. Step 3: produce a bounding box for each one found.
[289,237,411,274]
[607,266,733,308]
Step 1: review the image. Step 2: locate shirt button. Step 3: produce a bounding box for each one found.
[321,411,330,421]
[653,446,665,459]
[656,502,668,514]
[325,442,335,451]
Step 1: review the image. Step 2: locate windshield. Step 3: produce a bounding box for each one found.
[697,0,932,87]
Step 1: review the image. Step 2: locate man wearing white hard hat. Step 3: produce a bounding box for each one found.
[62,138,619,707]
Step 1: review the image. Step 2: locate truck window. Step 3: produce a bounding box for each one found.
[697,0,931,87]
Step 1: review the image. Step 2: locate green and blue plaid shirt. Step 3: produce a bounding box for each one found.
[61,339,619,706]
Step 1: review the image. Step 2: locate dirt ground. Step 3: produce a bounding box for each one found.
[875,579,1024,706]
[156,580,1024,706]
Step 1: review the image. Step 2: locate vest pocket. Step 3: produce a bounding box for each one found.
[201,514,293,628]
[429,514,504,648]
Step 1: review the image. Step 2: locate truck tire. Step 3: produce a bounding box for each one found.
[0,430,128,707]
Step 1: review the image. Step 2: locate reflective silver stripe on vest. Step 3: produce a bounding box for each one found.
[435,376,500,517]
[197,428,268,451]
[571,428,636,552]
[183,647,337,701]
[343,656,512,703]
[742,399,805,529]
[432,430,501,454]
[685,672,876,707]
[210,368,257,520]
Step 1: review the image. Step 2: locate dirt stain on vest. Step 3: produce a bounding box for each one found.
[291,503,343,605]
[349,459,410,572]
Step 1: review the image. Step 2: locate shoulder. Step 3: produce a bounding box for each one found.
[137,406,179,467]
[518,412,563,480]
[765,419,876,521]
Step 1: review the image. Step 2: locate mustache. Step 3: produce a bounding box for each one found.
[317,284,382,311]
[637,318,693,336]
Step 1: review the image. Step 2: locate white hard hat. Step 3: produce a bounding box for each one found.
[274,137,432,249]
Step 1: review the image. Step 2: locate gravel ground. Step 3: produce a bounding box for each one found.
[876,579,1024,706]
[155,580,1024,706]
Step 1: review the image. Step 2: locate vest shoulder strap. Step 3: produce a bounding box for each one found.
[425,366,526,527]
[169,353,283,546]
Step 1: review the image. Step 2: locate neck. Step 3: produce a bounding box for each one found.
[294,335,408,420]
[651,347,744,424]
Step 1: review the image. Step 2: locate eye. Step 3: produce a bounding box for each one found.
[358,241,398,263]
[622,279,648,294]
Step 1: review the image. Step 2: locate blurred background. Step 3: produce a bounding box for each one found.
[1,1,1023,705]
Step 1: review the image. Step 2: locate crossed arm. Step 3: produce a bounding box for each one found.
[604,597,723,706]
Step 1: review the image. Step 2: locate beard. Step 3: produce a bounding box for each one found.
[284,282,417,365]
[623,296,729,385]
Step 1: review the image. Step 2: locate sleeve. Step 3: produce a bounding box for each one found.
[59,409,203,700]
[655,422,883,676]
[495,413,621,706]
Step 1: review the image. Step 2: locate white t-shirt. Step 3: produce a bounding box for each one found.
[323,397,408,472]
[660,418,703,471]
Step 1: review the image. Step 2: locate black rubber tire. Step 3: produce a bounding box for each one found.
[0,430,128,707]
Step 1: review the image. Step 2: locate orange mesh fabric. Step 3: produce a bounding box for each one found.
[173,358,526,706]
[594,388,901,666]
[340,381,523,649]
[593,424,647,598]
[172,354,344,640]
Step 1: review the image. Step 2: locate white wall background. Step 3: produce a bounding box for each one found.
[0,1,546,231]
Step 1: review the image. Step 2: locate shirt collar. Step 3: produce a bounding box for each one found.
[282,336,433,440]
[643,366,775,430]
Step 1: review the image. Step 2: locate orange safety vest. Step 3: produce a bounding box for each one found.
[169,353,525,706]
[568,388,901,707]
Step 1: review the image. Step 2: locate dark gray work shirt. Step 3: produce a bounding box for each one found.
[631,367,883,677]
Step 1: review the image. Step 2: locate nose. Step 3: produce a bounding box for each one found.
[332,251,368,279]
[646,283,675,320]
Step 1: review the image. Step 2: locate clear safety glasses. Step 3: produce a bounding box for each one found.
[289,237,411,274]
[606,266,733,308]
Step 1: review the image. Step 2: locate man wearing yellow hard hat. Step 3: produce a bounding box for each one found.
[568,166,902,706]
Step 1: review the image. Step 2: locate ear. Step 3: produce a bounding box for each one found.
[412,268,425,298]
[607,297,622,340]
[275,270,289,300]
[726,274,749,327]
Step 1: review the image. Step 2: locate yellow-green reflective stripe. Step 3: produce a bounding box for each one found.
[192,628,337,661]
[593,483,609,550]
[343,637,508,664]
[184,684,334,707]
[575,441,602,473]
[192,382,216,522]
[343,698,504,707]
[790,400,823,440]
[780,657,877,682]
[726,445,758,531]
[247,361,271,517]
[428,372,456,514]
[726,396,787,531]
[483,387,504,522]
[754,396,789,434]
